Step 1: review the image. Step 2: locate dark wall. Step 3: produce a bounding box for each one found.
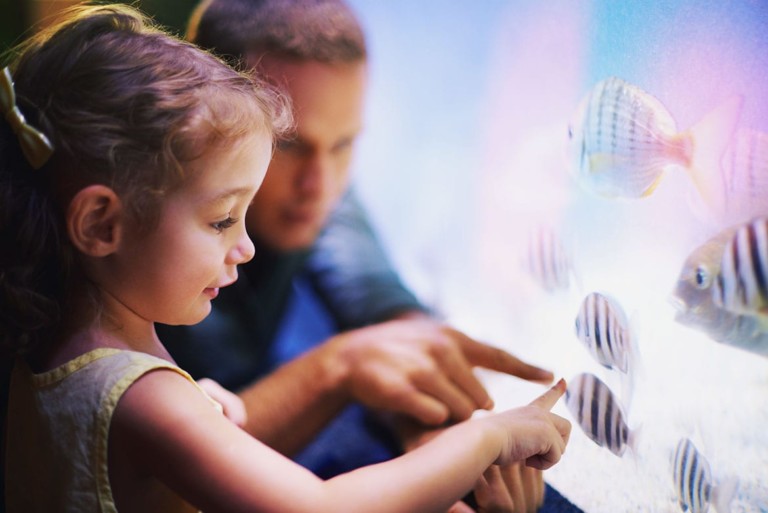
[0,0,200,53]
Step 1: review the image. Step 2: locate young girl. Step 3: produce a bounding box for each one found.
[0,5,570,513]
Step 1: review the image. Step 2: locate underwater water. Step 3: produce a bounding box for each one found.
[348,1,768,511]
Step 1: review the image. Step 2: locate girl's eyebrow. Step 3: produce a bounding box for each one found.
[204,186,255,206]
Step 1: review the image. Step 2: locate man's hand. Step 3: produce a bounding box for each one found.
[235,313,552,457]
[197,377,247,428]
[325,316,554,425]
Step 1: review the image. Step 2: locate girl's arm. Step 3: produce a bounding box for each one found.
[110,369,569,513]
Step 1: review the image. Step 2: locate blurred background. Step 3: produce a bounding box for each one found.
[2,1,767,511]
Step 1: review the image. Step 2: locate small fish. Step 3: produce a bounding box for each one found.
[672,438,737,513]
[718,128,768,223]
[574,292,632,372]
[564,373,637,457]
[671,224,768,357]
[712,216,768,317]
[524,225,574,292]
[567,77,742,204]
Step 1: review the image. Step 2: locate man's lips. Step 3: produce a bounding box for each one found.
[283,207,320,224]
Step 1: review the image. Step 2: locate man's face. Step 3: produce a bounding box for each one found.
[246,56,367,252]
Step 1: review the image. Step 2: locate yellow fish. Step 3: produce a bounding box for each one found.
[567,77,742,204]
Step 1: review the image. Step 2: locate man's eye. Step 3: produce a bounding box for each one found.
[276,138,300,152]
[332,139,354,155]
[212,216,237,233]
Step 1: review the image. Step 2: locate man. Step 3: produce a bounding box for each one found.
[160,1,578,511]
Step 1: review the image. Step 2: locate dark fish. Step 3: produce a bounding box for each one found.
[713,216,768,317]
[671,223,768,357]
[574,292,632,372]
[564,373,637,457]
[672,438,737,513]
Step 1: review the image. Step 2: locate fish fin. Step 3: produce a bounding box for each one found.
[711,476,738,513]
[627,422,642,456]
[588,155,664,198]
[587,153,616,174]
[686,95,744,216]
[753,312,768,331]
[640,173,665,197]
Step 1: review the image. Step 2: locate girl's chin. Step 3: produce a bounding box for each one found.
[167,302,213,327]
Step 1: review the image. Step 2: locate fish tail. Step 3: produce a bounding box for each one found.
[627,311,643,373]
[627,422,642,456]
[619,369,634,414]
[711,476,738,513]
[624,312,644,405]
[621,334,640,414]
[686,95,744,215]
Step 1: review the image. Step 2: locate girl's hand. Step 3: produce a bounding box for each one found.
[488,379,571,469]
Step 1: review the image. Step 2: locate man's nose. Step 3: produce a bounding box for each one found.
[296,153,333,198]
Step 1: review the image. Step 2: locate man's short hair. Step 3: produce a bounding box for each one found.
[188,0,366,65]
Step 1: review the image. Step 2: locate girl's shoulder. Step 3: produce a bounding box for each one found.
[19,347,185,388]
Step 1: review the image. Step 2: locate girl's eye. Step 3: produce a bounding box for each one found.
[212,216,238,233]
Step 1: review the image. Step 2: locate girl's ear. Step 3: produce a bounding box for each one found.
[67,185,124,257]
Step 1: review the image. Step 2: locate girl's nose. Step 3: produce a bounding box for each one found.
[228,228,255,265]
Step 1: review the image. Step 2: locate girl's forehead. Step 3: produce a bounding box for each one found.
[180,132,272,194]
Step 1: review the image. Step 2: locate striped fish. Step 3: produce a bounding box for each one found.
[564,373,637,457]
[524,225,573,292]
[671,223,768,357]
[712,217,768,316]
[672,438,737,513]
[574,292,631,372]
[567,77,741,204]
[719,128,768,223]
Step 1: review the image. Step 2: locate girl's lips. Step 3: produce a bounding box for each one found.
[205,279,236,299]
[204,276,237,299]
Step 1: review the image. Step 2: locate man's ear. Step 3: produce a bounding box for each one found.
[67,185,124,257]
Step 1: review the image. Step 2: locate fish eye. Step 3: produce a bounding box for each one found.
[694,266,710,289]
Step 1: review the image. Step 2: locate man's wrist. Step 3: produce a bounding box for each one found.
[313,335,354,401]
